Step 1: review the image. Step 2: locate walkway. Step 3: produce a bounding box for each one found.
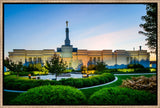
[4,73,156,93]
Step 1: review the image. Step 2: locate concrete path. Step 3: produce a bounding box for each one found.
[4,89,27,93]
[78,76,118,90]
[4,73,156,93]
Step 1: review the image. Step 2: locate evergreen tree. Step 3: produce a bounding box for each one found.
[45,54,66,80]
[139,4,157,51]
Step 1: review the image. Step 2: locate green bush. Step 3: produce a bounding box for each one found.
[88,87,157,105]
[4,73,115,90]
[82,78,93,87]
[134,68,151,73]
[72,79,84,88]
[11,85,86,105]
[128,64,144,69]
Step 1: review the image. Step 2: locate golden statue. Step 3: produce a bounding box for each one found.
[66,21,68,27]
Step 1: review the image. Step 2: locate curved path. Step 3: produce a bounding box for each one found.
[4,73,156,93]
[78,76,118,90]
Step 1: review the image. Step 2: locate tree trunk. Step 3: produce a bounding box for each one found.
[17,72,19,77]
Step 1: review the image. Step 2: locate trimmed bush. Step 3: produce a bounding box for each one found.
[88,87,157,105]
[4,73,115,90]
[11,85,86,105]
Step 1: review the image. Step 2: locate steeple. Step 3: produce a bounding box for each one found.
[65,21,70,46]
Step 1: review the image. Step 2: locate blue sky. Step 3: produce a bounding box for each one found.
[4,4,148,58]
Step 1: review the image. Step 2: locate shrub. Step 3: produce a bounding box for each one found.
[82,78,93,87]
[127,64,144,69]
[134,68,151,73]
[4,73,115,90]
[88,87,157,105]
[11,85,86,105]
[121,75,157,94]
[73,79,84,88]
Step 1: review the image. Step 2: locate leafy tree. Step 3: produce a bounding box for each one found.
[4,59,23,77]
[45,54,67,80]
[96,62,106,72]
[41,66,49,74]
[139,4,157,51]
[33,63,42,71]
[81,65,87,74]
[88,64,96,70]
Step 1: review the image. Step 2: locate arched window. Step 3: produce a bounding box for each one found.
[38,57,41,63]
[33,57,36,64]
[93,57,96,63]
[90,57,92,61]
[98,57,100,61]
[29,57,32,63]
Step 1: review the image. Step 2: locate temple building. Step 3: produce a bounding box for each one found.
[8,21,151,70]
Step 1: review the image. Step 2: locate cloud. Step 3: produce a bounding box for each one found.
[76,27,148,51]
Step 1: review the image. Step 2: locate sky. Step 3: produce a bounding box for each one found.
[4,4,150,58]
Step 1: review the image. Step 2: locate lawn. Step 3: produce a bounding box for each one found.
[3,74,156,105]
[80,74,156,99]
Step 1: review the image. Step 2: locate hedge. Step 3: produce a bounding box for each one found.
[4,73,115,91]
[11,85,86,105]
[88,87,157,105]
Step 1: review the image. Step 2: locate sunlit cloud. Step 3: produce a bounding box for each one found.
[75,27,149,51]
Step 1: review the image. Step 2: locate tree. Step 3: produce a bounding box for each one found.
[45,54,66,80]
[88,64,96,70]
[81,65,87,74]
[4,59,23,77]
[95,62,106,72]
[139,4,157,51]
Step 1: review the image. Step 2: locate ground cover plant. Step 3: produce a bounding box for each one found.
[88,87,156,105]
[10,85,86,105]
[121,75,156,94]
[4,74,156,105]
[4,73,115,91]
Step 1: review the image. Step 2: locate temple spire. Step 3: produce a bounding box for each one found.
[65,21,70,46]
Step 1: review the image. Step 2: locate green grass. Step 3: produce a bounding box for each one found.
[3,74,156,105]
[3,92,21,105]
[80,74,156,99]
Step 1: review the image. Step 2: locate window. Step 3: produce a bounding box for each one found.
[98,57,100,61]
[33,57,36,64]
[29,57,32,63]
[90,57,92,61]
[93,57,96,62]
[38,57,41,63]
